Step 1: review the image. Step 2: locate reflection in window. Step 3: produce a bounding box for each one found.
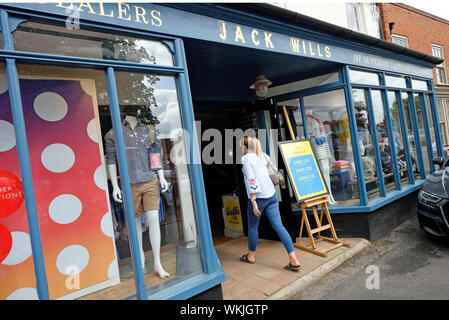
[414,94,431,173]
[385,75,407,88]
[387,91,409,184]
[303,90,359,206]
[352,89,379,198]
[424,94,438,161]
[13,21,174,66]
[349,69,380,85]
[411,79,428,91]
[401,92,421,178]
[277,99,304,140]
[105,71,203,291]
[371,90,395,190]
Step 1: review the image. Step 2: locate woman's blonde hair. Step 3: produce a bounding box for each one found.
[241,136,263,158]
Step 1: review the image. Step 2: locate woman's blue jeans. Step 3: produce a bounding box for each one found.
[247,192,295,254]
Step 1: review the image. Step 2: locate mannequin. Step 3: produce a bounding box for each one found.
[306,111,336,204]
[105,114,170,279]
[338,113,368,180]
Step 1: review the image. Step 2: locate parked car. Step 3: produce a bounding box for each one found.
[417,157,449,238]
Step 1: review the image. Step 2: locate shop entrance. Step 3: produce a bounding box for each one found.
[184,38,343,245]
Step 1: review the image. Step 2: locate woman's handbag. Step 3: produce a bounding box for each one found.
[263,153,285,187]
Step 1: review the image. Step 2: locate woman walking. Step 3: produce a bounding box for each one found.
[239,136,301,272]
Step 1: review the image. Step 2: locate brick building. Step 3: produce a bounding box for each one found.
[379,2,449,153]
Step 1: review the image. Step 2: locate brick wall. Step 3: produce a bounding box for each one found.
[379,3,449,84]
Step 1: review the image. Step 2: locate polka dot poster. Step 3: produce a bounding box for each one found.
[0,76,119,300]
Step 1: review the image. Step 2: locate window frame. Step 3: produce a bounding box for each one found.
[391,34,409,48]
[431,44,448,85]
[346,3,363,33]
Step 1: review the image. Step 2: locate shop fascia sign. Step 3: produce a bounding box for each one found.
[5,2,433,78]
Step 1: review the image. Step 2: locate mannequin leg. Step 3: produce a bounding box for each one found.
[134,215,146,270]
[145,210,170,278]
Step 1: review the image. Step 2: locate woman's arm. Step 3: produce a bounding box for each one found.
[242,156,262,216]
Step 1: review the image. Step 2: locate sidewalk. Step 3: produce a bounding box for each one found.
[215,236,370,300]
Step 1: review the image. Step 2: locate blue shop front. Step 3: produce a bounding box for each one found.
[0,3,443,300]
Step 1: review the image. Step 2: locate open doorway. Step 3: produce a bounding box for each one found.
[184,38,343,245]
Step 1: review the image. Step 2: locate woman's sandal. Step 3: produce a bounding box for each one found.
[240,254,256,264]
[284,263,301,272]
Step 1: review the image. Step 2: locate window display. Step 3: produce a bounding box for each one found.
[371,90,395,190]
[303,89,359,206]
[386,91,409,184]
[351,89,379,198]
[401,92,421,178]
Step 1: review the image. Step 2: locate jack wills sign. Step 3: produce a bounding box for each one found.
[2,2,434,78]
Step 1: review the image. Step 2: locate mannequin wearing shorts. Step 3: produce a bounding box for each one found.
[105,115,170,279]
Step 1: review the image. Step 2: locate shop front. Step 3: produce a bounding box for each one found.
[0,3,444,300]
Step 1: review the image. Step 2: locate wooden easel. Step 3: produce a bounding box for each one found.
[295,195,351,257]
[281,105,352,257]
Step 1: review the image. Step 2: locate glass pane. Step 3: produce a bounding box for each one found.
[371,90,395,190]
[13,21,174,66]
[12,64,124,300]
[352,89,379,198]
[385,75,407,88]
[110,71,203,292]
[277,99,304,140]
[411,79,428,91]
[303,89,359,206]
[387,91,409,184]
[0,63,39,300]
[414,94,432,173]
[349,69,380,85]
[402,92,421,178]
[424,94,438,161]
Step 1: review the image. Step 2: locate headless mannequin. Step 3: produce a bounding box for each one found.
[306,112,336,204]
[108,115,170,278]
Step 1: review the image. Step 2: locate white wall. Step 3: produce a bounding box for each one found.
[271,2,381,38]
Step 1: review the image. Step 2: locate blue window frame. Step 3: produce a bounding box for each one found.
[0,9,224,300]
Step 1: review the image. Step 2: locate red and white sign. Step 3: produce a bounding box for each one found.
[0,170,24,219]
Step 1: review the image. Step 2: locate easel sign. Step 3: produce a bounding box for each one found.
[278,139,351,257]
[278,139,329,202]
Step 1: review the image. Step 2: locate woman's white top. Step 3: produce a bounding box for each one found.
[241,152,276,199]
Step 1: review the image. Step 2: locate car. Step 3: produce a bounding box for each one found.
[417,156,449,238]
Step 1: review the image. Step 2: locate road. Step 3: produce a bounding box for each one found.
[291,216,449,300]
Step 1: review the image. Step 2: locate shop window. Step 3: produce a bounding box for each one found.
[351,89,379,198]
[13,21,174,66]
[437,98,449,149]
[0,63,35,300]
[302,89,359,206]
[386,91,409,184]
[401,92,421,179]
[385,75,407,89]
[349,69,380,86]
[371,90,395,191]
[268,72,339,97]
[112,70,203,287]
[413,94,429,172]
[411,79,428,91]
[424,94,439,161]
[277,99,304,141]
[4,64,202,300]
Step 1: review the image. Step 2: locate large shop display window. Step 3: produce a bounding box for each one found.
[302,89,359,206]
[0,21,202,300]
